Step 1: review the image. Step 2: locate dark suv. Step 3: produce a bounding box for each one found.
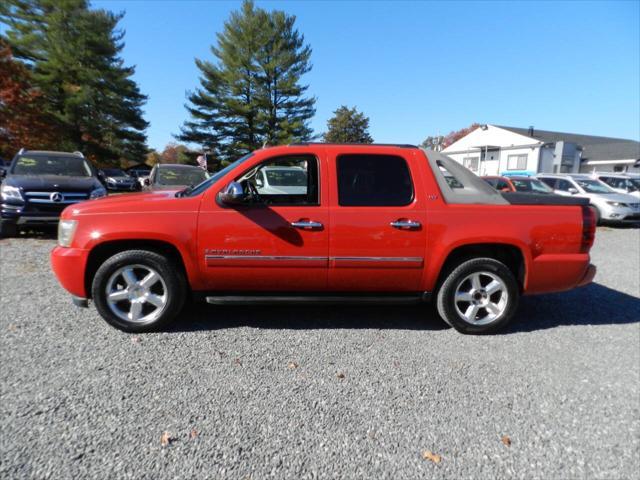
[0,150,106,236]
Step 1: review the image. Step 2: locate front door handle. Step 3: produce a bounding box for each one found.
[390,219,421,230]
[291,220,323,230]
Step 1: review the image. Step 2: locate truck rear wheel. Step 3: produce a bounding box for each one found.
[91,250,186,332]
[436,257,519,334]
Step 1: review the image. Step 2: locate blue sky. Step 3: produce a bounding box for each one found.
[94,0,640,150]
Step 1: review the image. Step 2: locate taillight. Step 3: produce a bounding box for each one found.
[580,205,596,253]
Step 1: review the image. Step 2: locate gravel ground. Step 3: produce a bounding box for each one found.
[1,227,639,479]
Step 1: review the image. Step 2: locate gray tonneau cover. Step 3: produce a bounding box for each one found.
[422,149,508,205]
[422,149,587,207]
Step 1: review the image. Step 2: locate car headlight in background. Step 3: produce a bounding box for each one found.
[606,201,628,207]
[1,185,24,201]
[90,187,107,199]
[58,219,78,247]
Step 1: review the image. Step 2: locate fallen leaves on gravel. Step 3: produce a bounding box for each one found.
[422,450,442,463]
[501,435,512,447]
[190,429,198,439]
[131,336,141,344]
[160,431,174,447]
[336,372,345,379]
[288,362,299,369]
[234,358,242,366]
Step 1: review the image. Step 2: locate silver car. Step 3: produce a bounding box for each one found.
[538,174,640,224]
[593,173,640,199]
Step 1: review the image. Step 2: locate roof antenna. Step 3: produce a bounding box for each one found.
[528,125,534,137]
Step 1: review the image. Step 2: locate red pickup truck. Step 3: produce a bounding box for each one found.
[51,144,596,334]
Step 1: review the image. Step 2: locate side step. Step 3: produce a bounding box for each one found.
[205,294,428,306]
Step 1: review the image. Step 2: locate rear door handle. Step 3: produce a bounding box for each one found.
[291,220,323,230]
[390,219,421,230]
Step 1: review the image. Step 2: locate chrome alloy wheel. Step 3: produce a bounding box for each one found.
[454,271,508,326]
[105,264,168,324]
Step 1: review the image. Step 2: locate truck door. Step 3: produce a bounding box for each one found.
[197,151,329,291]
[327,150,428,291]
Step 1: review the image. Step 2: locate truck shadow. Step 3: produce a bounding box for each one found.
[171,283,639,333]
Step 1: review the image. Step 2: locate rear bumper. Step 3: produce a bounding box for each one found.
[50,246,90,298]
[525,253,594,294]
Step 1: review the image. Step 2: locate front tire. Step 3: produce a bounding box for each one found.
[91,250,186,332]
[436,257,519,334]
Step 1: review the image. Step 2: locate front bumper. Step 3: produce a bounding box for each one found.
[51,246,90,298]
[602,206,640,222]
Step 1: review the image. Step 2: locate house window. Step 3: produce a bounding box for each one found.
[462,157,479,171]
[507,154,527,170]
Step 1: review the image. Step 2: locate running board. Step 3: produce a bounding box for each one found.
[205,294,428,306]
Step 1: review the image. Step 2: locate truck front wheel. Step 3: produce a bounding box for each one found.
[436,257,519,334]
[91,250,186,332]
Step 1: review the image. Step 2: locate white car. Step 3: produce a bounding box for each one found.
[538,174,640,224]
[253,166,308,195]
[593,173,640,199]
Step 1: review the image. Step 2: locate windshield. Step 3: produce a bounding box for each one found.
[156,167,209,186]
[12,155,93,177]
[265,169,307,186]
[575,179,613,194]
[183,153,254,197]
[102,168,126,177]
[627,179,640,191]
[511,178,554,193]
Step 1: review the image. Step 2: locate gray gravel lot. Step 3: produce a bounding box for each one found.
[1,227,639,479]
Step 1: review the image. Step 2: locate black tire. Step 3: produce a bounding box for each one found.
[0,220,18,238]
[436,257,519,334]
[91,249,186,332]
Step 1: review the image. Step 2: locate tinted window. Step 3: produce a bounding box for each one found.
[556,179,574,191]
[539,178,556,189]
[495,180,511,190]
[156,167,209,186]
[337,154,413,206]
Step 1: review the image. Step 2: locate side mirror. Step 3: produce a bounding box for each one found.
[568,187,578,194]
[144,178,150,186]
[217,181,247,205]
[255,177,264,188]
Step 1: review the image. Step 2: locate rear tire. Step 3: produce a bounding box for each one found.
[91,250,186,332]
[436,257,519,334]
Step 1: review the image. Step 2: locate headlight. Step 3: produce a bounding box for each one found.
[58,219,78,247]
[606,201,628,207]
[1,185,23,201]
[90,187,107,199]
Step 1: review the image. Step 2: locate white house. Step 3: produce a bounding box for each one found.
[442,125,640,175]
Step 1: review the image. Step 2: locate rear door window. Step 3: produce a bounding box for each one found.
[337,154,413,206]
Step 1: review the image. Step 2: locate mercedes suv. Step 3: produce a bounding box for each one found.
[0,150,106,237]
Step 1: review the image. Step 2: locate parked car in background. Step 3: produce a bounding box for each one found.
[482,175,555,194]
[144,164,209,190]
[100,168,140,192]
[593,173,640,199]
[538,173,640,224]
[51,145,596,335]
[0,149,106,237]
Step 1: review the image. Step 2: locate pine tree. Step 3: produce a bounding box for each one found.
[323,106,374,144]
[177,0,315,163]
[1,0,148,164]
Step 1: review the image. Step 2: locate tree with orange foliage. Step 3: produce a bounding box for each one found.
[420,123,482,151]
[0,40,60,159]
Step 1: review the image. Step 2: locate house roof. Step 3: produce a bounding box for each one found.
[496,126,640,161]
